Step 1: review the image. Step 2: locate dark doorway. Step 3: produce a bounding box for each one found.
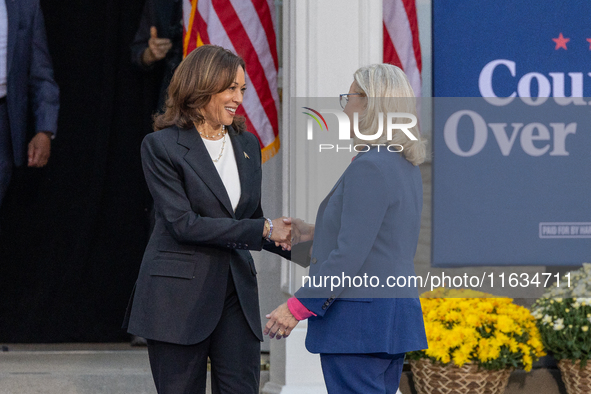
[0,0,160,343]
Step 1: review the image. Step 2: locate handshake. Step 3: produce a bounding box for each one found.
[264,217,315,251]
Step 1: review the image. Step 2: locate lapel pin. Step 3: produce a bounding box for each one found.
[244,152,250,159]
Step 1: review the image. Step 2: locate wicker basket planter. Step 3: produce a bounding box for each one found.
[557,360,591,394]
[409,359,512,394]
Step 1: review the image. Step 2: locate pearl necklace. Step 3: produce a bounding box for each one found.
[198,124,226,140]
[199,125,226,163]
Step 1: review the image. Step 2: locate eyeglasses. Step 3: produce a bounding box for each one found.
[340,93,362,109]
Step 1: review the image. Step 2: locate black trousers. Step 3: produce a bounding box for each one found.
[147,272,260,394]
[0,98,13,211]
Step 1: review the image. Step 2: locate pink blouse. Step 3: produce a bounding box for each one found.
[287,297,317,320]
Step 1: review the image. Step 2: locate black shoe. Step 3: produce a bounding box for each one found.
[130,335,148,346]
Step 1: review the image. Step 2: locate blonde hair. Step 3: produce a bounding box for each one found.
[352,64,427,165]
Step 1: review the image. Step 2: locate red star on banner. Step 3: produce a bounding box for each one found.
[552,33,570,50]
[587,38,591,50]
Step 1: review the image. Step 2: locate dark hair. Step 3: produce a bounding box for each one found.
[154,45,246,132]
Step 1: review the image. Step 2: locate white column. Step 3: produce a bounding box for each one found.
[416,0,433,160]
[263,1,382,393]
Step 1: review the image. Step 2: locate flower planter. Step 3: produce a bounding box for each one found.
[408,288,545,385]
[558,359,591,394]
[532,264,591,393]
[410,359,512,394]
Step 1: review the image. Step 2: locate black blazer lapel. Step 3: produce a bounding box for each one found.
[178,126,235,218]
[230,131,258,219]
[5,0,17,77]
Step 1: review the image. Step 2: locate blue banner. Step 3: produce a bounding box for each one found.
[432,0,591,266]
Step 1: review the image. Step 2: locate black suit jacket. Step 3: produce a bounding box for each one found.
[124,125,285,344]
[130,0,182,109]
[5,0,59,166]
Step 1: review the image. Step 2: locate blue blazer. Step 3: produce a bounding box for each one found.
[296,147,428,355]
[5,0,59,166]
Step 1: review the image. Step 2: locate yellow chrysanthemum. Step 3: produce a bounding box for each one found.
[452,348,471,367]
[412,288,545,371]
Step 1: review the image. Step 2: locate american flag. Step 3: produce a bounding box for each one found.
[383,0,422,98]
[183,0,280,163]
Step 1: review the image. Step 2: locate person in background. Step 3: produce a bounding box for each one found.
[0,0,59,211]
[131,0,183,111]
[123,45,291,394]
[265,64,428,394]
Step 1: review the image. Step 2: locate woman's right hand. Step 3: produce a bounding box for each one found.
[274,217,315,251]
[290,217,314,244]
[269,217,291,246]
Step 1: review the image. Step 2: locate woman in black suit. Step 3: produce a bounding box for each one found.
[123,45,291,394]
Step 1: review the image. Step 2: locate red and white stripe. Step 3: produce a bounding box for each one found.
[383,0,422,98]
[183,0,280,162]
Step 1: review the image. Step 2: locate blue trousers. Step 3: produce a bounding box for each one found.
[0,98,13,210]
[320,353,405,394]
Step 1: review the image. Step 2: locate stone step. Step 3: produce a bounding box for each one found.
[0,345,269,394]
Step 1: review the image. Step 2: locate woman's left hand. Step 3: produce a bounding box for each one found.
[264,302,299,340]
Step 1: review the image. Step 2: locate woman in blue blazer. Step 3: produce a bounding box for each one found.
[265,64,428,393]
